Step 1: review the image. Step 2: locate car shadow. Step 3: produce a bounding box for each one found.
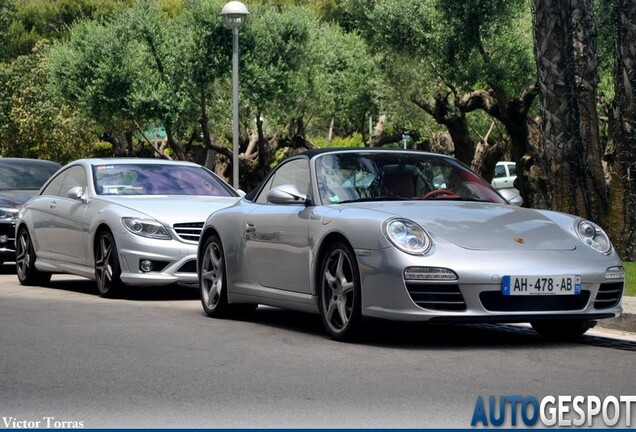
[0,262,17,275]
[244,307,636,352]
[28,276,200,301]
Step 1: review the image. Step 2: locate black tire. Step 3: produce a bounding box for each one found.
[199,234,231,317]
[318,241,363,341]
[94,230,124,298]
[15,227,51,286]
[531,319,596,340]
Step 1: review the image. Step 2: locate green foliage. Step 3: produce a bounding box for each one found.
[46,0,203,145]
[312,133,365,149]
[625,261,636,297]
[0,0,619,192]
[0,0,16,61]
[240,5,317,131]
[0,41,96,162]
[6,0,132,59]
[594,0,618,102]
[309,22,380,138]
[92,140,114,157]
[47,18,143,128]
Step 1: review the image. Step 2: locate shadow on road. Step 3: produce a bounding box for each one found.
[0,262,16,275]
[244,307,636,352]
[4,262,634,351]
[45,277,200,301]
[1,263,199,301]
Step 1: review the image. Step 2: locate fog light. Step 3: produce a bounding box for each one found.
[140,260,153,272]
[404,267,458,281]
[605,266,625,280]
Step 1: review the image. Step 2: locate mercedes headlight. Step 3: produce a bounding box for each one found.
[384,218,432,255]
[0,207,19,221]
[122,217,172,240]
[576,220,611,254]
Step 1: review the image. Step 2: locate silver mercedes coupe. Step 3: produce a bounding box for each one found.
[197,149,624,341]
[16,158,240,297]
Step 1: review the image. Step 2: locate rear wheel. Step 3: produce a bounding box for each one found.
[318,241,363,341]
[95,230,123,298]
[531,319,596,339]
[15,227,51,286]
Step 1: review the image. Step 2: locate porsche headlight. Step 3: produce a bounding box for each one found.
[384,218,432,255]
[122,217,172,240]
[0,207,19,221]
[576,220,611,254]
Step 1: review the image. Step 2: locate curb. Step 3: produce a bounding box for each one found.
[597,313,636,334]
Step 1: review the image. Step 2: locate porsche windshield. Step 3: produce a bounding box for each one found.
[314,152,506,204]
[93,164,234,196]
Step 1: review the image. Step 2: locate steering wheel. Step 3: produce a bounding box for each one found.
[422,189,458,200]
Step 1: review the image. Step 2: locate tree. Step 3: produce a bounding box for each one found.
[605,0,636,259]
[0,0,15,61]
[340,0,549,206]
[0,41,95,162]
[309,22,379,143]
[6,0,132,60]
[532,0,607,222]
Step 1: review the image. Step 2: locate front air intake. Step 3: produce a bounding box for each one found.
[594,282,623,309]
[405,283,466,311]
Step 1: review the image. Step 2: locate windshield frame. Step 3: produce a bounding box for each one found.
[312,151,506,206]
[92,163,237,197]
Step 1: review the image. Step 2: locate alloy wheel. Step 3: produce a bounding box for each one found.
[95,231,122,297]
[200,235,231,317]
[319,242,362,340]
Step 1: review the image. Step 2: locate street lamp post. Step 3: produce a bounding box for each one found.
[220,1,249,190]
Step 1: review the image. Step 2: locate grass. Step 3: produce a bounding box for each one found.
[624,261,636,297]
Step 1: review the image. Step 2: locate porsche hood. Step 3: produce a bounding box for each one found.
[358,201,578,251]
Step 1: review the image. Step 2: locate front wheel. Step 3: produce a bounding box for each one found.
[200,234,231,317]
[95,230,123,298]
[531,319,596,340]
[16,227,51,286]
[318,241,363,341]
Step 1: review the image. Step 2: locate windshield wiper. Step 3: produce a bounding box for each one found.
[337,196,405,204]
[427,196,488,202]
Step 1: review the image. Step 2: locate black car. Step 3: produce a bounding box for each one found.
[0,158,61,264]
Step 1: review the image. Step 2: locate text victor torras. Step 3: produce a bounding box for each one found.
[2,417,84,429]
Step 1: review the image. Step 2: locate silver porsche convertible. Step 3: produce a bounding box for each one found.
[16,158,240,297]
[197,149,624,341]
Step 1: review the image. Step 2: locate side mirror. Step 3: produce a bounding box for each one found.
[66,186,85,202]
[499,188,523,207]
[267,184,308,205]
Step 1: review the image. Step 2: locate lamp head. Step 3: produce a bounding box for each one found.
[220,1,249,30]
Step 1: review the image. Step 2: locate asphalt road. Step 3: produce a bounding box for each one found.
[1,264,635,428]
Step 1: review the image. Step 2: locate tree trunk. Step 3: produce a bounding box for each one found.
[571,0,608,221]
[605,0,636,260]
[199,88,215,171]
[165,125,186,160]
[532,0,607,222]
[411,92,475,166]
[256,112,267,170]
[456,86,551,208]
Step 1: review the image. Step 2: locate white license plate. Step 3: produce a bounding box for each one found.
[502,275,581,296]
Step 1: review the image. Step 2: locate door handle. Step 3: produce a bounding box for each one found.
[245,222,256,233]
[49,202,57,209]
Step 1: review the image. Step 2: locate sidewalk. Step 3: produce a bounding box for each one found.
[597,295,636,333]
